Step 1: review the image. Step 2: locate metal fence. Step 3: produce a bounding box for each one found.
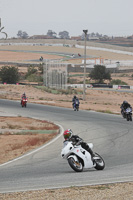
[43,60,68,89]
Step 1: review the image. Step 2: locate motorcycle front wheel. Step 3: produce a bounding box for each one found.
[76,106,79,111]
[126,115,130,121]
[68,157,83,172]
[128,114,132,121]
[94,153,105,170]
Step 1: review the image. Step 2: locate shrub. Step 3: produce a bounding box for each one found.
[38,64,44,74]
[0,66,19,84]
[35,86,82,95]
[26,74,43,82]
[110,79,127,85]
[25,66,37,78]
[68,78,77,84]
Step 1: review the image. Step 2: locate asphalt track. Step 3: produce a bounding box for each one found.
[0,99,133,193]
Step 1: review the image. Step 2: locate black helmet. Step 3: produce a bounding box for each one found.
[74,95,76,99]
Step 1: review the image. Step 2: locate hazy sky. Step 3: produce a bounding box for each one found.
[0,0,133,38]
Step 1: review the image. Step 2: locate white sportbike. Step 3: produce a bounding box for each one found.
[61,141,105,172]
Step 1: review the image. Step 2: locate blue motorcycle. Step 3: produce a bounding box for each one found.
[73,99,79,111]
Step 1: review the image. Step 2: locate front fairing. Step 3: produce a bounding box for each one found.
[61,142,74,159]
[126,107,132,113]
[72,146,94,168]
[61,142,94,168]
[22,98,27,102]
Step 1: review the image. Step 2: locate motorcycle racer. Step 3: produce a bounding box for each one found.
[120,101,132,117]
[63,129,95,162]
[21,92,27,105]
[72,95,80,109]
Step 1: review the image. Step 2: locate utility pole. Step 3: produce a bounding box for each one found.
[83,30,88,101]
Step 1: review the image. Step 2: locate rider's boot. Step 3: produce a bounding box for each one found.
[87,146,95,164]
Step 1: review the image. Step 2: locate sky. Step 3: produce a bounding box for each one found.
[0,0,133,38]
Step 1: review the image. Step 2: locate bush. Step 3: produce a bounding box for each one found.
[25,66,37,78]
[35,86,82,95]
[38,64,44,74]
[0,66,19,84]
[26,74,43,82]
[68,78,77,84]
[110,79,127,85]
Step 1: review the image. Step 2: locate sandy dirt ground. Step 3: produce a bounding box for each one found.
[0,49,63,63]
[1,44,133,65]
[0,116,59,164]
[0,182,133,200]
[0,44,133,199]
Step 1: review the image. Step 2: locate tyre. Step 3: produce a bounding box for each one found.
[76,105,79,111]
[122,112,126,118]
[25,103,27,107]
[126,115,129,121]
[68,157,83,172]
[94,153,105,170]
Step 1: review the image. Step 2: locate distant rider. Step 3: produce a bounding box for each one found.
[72,95,79,109]
[120,101,132,117]
[121,100,131,111]
[63,129,95,162]
[21,92,27,104]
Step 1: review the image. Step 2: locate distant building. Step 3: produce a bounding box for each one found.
[71,36,82,40]
[29,35,55,39]
[88,36,99,40]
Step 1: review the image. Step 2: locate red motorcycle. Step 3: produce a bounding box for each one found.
[21,97,27,107]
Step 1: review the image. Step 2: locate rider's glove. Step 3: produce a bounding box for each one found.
[76,139,83,146]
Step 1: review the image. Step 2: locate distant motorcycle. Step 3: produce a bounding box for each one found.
[61,141,105,172]
[73,99,79,111]
[125,107,132,121]
[21,97,27,107]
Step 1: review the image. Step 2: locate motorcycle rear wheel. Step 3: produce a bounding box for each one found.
[94,153,105,170]
[68,157,83,172]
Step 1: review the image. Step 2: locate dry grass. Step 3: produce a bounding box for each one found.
[0,133,58,164]
[0,117,59,164]
[24,133,55,146]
